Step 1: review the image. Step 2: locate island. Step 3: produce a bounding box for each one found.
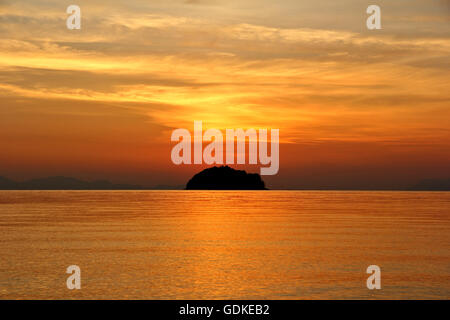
[185,166,267,190]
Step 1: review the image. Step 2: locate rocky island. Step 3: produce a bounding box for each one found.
[185,166,267,190]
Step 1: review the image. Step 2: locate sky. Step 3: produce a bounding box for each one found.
[0,0,449,189]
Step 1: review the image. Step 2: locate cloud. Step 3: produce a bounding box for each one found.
[0,0,449,146]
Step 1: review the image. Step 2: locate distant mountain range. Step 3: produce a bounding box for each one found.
[0,176,145,190]
[0,175,448,191]
[410,178,450,191]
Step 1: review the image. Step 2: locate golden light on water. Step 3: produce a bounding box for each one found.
[1,191,449,299]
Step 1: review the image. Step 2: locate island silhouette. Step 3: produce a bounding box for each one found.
[185,166,267,190]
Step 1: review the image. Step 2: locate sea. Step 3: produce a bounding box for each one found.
[0,190,449,299]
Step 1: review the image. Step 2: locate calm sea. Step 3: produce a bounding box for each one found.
[0,191,449,299]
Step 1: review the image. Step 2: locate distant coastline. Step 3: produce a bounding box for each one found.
[0,176,183,190]
[0,175,449,191]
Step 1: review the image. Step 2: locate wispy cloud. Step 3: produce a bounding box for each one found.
[0,0,449,145]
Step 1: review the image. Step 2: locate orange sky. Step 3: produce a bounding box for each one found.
[0,0,449,188]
